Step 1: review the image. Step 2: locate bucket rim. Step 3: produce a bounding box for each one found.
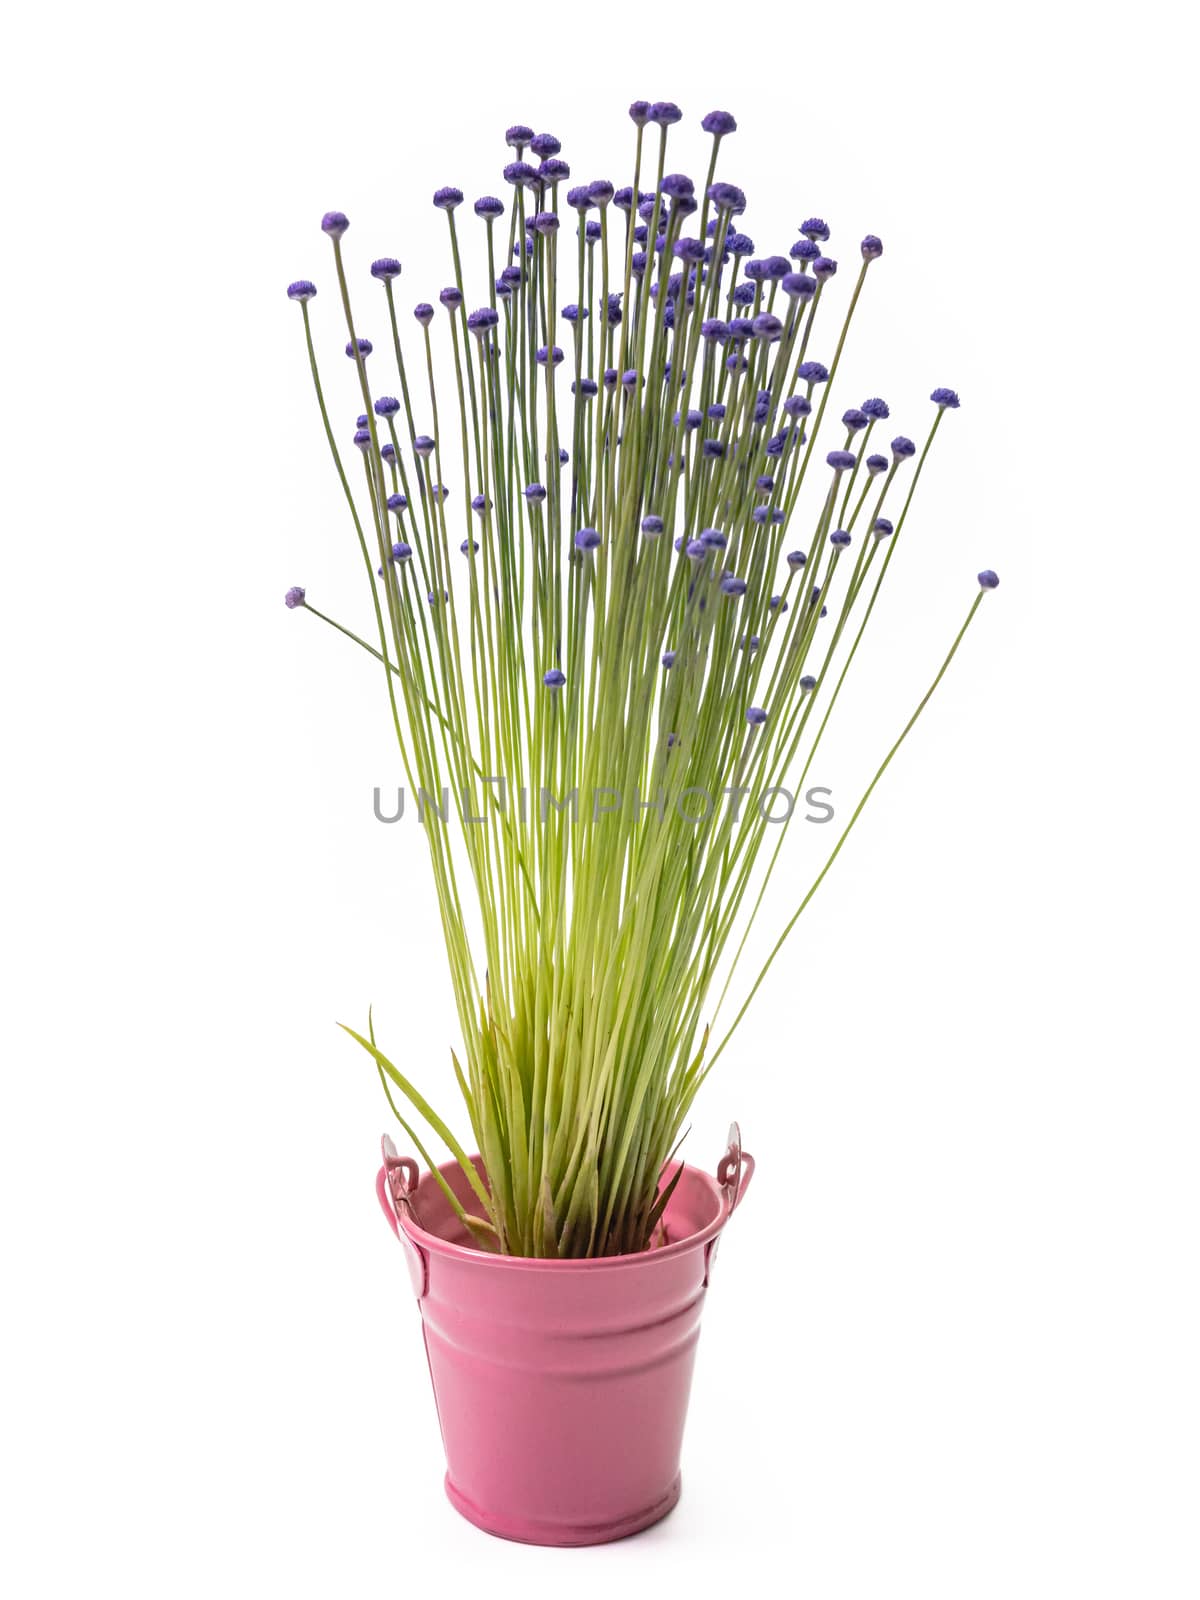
[394,1153,740,1271]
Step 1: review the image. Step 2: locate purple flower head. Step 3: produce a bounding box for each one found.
[783,395,812,419]
[721,575,747,597]
[536,345,564,366]
[662,649,677,668]
[370,258,402,281]
[613,185,636,211]
[427,589,448,605]
[543,668,566,689]
[524,482,546,503]
[753,313,783,341]
[629,100,652,126]
[392,542,412,563]
[650,101,683,126]
[740,635,760,653]
[702,109,737,136]
[413,435,435,457]
[790,238,820,263]
[978,569,1000,590]
[474,195,504,220]
[433,186,464,211]
[727,231,754,256]
[471,494,491,515]
[538,158,570,185]
[345,338,372,359]
[701,528,727,549]
[561,303,588,323]
[700,318,729,343]
[287,280,317,301]
[799,217,830,242]
[529,132,561,159]
[797,361,829,385]
[731,283,756,307]
[861,234,884,261]
[752,506,770,525]
[708,182,746,213]
[496,280,511,299]
[380,442,396,463]
[702,439,725,459]
[662,172,695,201]
[866,453,889,475]
[461,538,479,556]
[506,124,534,149]
[830,530,852,548]
[746,706,768,727]
[931,387,961,409]
[756,475,775,493]
[386,493,407,513]
[374,396,401,418]
[504,160,538,187]
[621,368,640,387]
[573,378,599,399]
[413,303,434,326]
[284,586,306,608]
[587,178,614,206]
[728,317,754,339]
[631,250,648,277]
[439,286,463,310]
[467,306,499,336]
[575,526,601,552]
[674,235,705,264]
[799,675,817,694]
[781,272,817,300]
[842,408,869,432]
[642,514,665,537]
[603,367,618,388]
[707,402,726,420]
[786,550,807,570]
[531,211,559,235]
[827,450,857,471]
[606,293,623,326]
[683,538,707,560]
[352,429,371,451]
[861,396,890,420]
[500,265,523,288]
[873,517,895,539]
[891,435,917,459]
[813,256,838,281]
[320,211,349,238]
[430,484,449,502]
[769,595,788,613]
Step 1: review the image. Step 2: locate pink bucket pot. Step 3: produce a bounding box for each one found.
[375,1124,754,1546]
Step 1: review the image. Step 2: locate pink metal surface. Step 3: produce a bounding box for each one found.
[375,1125,754,1546]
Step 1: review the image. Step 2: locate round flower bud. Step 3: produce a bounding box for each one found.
[284,586,306,608]
[702,109,738,136]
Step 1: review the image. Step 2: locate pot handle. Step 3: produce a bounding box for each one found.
[375,1136,428,1299]
[716,1121,755,1215]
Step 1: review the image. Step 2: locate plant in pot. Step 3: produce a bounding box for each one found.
[282,99,998,1545]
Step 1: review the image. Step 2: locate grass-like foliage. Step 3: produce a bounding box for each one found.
[284,103,997,1257]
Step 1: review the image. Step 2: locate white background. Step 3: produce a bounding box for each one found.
[2,3,1196,1595]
